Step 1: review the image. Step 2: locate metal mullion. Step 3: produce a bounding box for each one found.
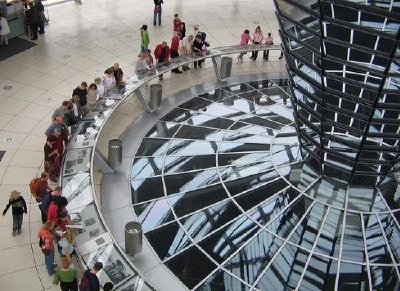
[249,200,318,290]
[294,205,332,290]
[376,190,400,232]
[376,214,400,280]
[216,191,306,270]
[360,213,373,291]
[334,188,349,290]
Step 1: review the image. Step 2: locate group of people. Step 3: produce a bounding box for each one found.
[1,61,126,290]
[136,13,209,81]
[238,26,281,63]
[24,0,46,40]
[136,11,281,82]
[43,63,123,182]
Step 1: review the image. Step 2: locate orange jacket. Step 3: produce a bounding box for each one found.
[38,228,54,250]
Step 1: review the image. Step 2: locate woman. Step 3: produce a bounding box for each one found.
[238,29,252,63]
[135,52,151,77]
[44,134,60,182]
[0,12,10,46]
[38,220,56,275]
[2,190,27,236]
[102,68,116,93]
[251,26,263,60]
[179,22,186,40]
[86,83,98,109]
[94,77,105,97]
[53,257,78,291]
[153,0,163,26]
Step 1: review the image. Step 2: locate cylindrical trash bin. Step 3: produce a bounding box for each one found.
[149,84,162,109]
[221,56,233,79]
[125,221,142,255]
[108,139,123,167]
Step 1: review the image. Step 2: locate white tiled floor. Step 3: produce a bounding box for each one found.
[0,0,283,289]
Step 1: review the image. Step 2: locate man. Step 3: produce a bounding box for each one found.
[30,172,51,203]
[30,172,52,223]
[112,63,124,85]
[40,186,62,222]
[72,82,88,115]
[80,262,104,291]
[45,116,69,144]
[170,33,182,74]
[179,34,193,71]
[154,41,170,81]
[26,2,39,40]
[263,32,274,61]
[192,34,205,68]
[52,101,71,125]
[35,0,45,34]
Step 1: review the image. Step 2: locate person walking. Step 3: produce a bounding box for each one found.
[53,257,78,291]
[0,12,10,46]
[250,26,263,60]
[153,0,163,26]
[263,32,274,61]
[140,25,149,52]
[237,29,252,63]
[154,41,170,81]
[2,190,27,236]
[38,220,56,275]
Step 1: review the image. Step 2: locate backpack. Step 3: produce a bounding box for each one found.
[39,234,50,255]
[29,177,40,194]
[40,191,52,214]
[79,272,90,291]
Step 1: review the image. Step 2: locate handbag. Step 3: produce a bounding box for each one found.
[154,6,161,13]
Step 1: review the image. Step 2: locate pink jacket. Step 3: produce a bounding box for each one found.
[253,31,263,43]
[240,33,251,45]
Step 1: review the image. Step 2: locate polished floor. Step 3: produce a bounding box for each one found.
[0,0,283,290]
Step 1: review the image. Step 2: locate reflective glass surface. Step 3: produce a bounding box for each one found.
[130,80,400,290]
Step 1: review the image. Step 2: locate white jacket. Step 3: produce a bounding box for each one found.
[0,17,10,35]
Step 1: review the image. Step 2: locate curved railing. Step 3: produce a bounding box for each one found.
[61,43,282,290]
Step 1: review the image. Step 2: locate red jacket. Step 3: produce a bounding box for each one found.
[171,35,180,51]
[154,44,170,61]
[173,18,182,32]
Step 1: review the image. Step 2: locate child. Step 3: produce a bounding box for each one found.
[140,24,149,52]
[238,29,252,63]
[2,190,27,236]
[58,228,77,259]
[0,13,10,46]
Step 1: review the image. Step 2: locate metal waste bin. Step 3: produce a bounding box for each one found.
[125,221,142,255]
[108,139,123,167]
[221,56,233,79]
[149,84,162,109]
